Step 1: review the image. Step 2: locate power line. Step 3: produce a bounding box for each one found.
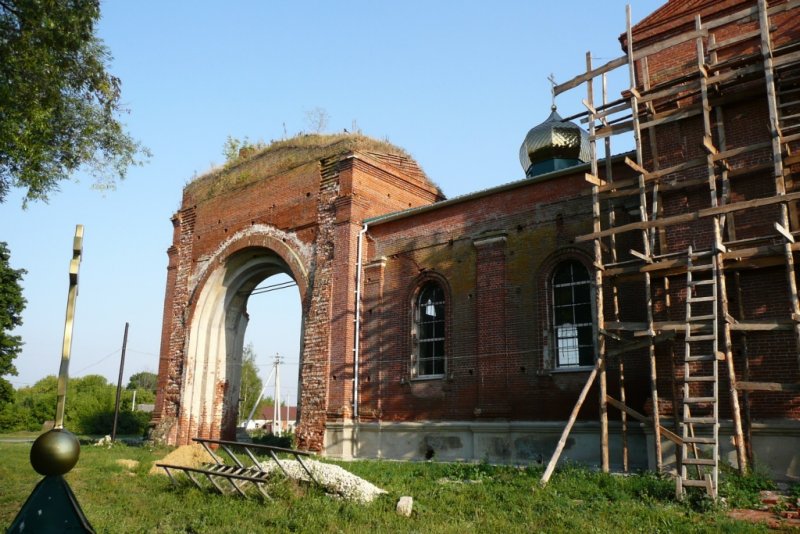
[243,280,297,296]
[74,348,121,374]
[127,348,159,357]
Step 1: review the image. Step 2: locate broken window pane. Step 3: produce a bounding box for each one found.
[552,261,595,368]
[415,281,446,377]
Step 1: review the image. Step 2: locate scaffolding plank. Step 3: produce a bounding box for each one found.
[735,381,800,392]
[605,395,684,445]
[553,55,628,97]
[632,29,707,60]
[606,332,676,357]
[708,29,761,52]
[585,173,606,187]
[592,120,634,139]
[638,80,698,105]
[640,107,703,131]
[730,320,794,331]
[577,191,800,242]
[707,62,763,86]
[774,49,800,69]
[712,141,772,162]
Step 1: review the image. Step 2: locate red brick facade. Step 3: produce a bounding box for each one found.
[155,1,800,468]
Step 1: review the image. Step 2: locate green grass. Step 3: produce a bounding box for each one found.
[0,440,769,533]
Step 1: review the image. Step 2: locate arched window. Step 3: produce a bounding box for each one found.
[552,260,594,368]
[413,281,446,377]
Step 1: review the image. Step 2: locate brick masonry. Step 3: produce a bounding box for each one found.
[154,1,800,457]
[153,143,442,449]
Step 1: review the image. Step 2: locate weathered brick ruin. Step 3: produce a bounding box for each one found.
[155,0,800,487]
[152,135,442,449]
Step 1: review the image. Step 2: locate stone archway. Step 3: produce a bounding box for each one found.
[158,223,316,447]
[179,245,303,442]
[152,135,442,451]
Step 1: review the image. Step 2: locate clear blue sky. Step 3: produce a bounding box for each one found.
[1,1,663,404]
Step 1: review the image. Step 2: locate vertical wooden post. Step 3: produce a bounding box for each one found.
[586,51,609,473]
[602,71,627,473]
[627,5,662,471]
[758,0,800,372]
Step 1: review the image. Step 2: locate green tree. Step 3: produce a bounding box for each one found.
[5,374,152,434]
[127,371,157,392]
[0,0,148,204]
[126,371,156,405]
[239,343,263,423]
[17,375,57,429]
[0,242,26,406]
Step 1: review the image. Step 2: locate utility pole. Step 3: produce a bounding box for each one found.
[285,394,290,432]
[243,366,275,429]
[273,353,282,435]
[111,322,129,442]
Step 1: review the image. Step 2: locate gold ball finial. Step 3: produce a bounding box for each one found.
[30,429,81,476]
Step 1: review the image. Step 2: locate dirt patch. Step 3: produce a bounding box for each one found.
[149,444,217,475]
[116,459,139,470]
[728,508,800,529]
[728,491,800,530]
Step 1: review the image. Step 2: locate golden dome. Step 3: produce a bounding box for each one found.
[519,106,590,176]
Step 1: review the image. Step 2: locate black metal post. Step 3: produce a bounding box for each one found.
[111,322,129,441]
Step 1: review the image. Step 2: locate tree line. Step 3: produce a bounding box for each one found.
[0,371,157,435]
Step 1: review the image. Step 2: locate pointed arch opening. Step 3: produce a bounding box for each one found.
[180,246,304,441]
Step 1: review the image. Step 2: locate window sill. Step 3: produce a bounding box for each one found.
[549,366,595,374]
[409,374,446,382]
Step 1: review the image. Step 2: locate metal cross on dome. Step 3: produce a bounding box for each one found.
[548,73,558,110]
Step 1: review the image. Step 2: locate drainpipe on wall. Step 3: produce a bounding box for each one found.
[353,223,368,428]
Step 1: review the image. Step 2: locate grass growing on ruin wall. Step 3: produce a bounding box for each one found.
[186,133,428,201]
[0,439,771,533]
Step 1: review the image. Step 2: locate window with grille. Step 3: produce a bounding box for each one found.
[552,260,594,368]
[413,282,445,377]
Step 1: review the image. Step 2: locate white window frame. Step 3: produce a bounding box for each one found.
[411,282,446,379]
[551,260,595,369]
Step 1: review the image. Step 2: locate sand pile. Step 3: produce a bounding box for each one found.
[149,444,218,475]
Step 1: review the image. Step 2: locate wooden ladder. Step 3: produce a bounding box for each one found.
[676,246,719,499]
[776,60,800,141]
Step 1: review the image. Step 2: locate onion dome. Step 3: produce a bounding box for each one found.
[519,106,590,178]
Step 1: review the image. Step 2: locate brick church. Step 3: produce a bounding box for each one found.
[154,0,800,482]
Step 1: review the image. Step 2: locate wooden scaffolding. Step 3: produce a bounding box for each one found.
[541,0,800,498]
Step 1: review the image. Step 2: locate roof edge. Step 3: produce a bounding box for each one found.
[365,152,634,227]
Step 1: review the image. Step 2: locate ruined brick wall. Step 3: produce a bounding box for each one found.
[155,145,442,447]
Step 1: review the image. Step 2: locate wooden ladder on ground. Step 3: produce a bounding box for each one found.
[676,246,719,499]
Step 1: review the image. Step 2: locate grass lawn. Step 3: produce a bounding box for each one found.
[0,439,771,533]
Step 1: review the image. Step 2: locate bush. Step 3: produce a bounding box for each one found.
[79,410,152,436]
[251,431,295,449]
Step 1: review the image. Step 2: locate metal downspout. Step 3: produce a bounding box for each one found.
[353,223,368,456]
